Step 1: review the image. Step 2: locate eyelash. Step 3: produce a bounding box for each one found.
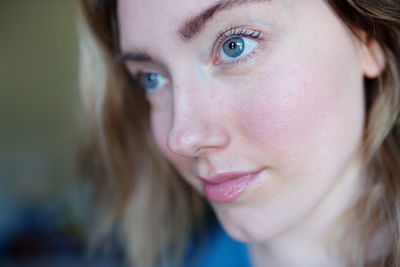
[212,26,264,65]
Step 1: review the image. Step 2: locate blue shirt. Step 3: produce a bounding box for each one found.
[185,221,252,267]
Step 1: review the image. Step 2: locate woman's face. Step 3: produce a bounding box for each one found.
[118,0,379,242]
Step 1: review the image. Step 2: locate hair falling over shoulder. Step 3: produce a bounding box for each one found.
[77,0,400,266]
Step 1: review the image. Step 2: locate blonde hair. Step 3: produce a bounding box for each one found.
[77,0,400,266]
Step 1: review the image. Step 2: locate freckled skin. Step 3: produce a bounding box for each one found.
[118,0,378,263]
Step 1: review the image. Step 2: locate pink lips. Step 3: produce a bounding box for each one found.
[201,169,264,203]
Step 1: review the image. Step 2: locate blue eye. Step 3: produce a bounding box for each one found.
[138,72,167,92]
[223,37,244,57]
[220,36,258,62]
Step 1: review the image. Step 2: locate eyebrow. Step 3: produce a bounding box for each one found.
[117,0,269,63]
[117,51,152,63]
[179,0,269,41]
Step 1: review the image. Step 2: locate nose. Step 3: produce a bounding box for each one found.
[167,78,230,158]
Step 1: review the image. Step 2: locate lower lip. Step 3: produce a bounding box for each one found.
[203,170,263,203]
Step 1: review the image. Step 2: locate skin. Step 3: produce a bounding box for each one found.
[118,0,385,266]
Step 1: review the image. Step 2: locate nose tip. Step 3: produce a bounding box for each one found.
[166,70,230,157]
[167,121,229,157]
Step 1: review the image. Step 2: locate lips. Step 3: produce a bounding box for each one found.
[200,168,264,203]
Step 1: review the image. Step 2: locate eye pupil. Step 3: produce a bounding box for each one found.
[223,37,245,58]
[144,73,159,89]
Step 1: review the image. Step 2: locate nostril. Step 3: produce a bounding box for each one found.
[167,125,200,157]
[167,122,230,157]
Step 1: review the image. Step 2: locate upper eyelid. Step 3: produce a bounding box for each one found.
[211,26,264,55]
[125,63,169,79]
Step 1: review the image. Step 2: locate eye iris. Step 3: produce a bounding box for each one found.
[144,73,159,89]
[223,37,245,58]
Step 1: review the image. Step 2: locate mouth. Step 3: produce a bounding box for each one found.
[200,168,265,203]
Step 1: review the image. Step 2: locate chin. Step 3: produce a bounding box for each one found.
[211,203,292,244]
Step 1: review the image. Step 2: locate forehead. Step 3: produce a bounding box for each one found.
[117,0,212,47]
[117,0,211,22]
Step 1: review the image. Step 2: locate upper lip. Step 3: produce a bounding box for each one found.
[199,168,265,184]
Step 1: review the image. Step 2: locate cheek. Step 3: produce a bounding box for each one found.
[236,51,365,173]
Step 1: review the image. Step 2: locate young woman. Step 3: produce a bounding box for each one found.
[78,0,400,266]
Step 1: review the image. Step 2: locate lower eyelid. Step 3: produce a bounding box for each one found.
[214,41,266,67]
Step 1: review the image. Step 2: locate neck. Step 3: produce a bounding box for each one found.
[249,158,366,267]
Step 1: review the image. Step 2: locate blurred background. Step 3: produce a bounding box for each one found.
[0,1,118,266]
